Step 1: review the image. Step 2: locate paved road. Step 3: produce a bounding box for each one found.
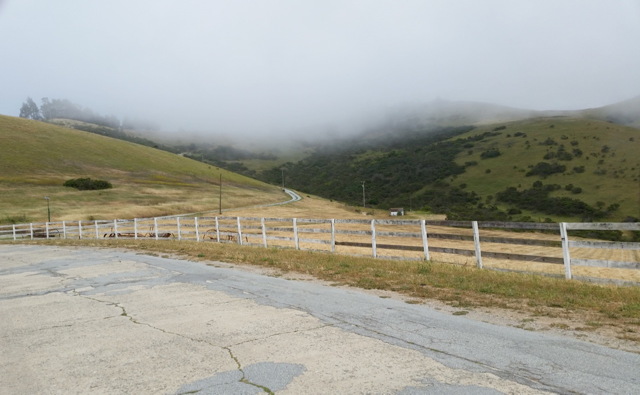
[158,188,302,220]
[1,245,638,394]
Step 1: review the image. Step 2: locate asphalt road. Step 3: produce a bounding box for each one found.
[1,244,638,394]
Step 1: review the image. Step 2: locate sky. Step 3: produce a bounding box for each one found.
[1,0,639,137]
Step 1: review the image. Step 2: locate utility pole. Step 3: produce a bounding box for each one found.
[281,168,285,190]
[219,174,222,214]
[44,196,51,222]
[361,181,366,208]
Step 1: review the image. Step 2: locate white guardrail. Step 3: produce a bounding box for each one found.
[1,217,639,281]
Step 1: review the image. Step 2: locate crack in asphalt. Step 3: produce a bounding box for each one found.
[229,323,331,348]
[213,283,569,393]
[75,291,276,394]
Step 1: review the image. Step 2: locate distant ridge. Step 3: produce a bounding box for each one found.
[375,97,640,132]
[580,95,640,128]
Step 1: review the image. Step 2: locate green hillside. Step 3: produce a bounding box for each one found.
[256,117,639,222]
[0,115,284,223]
[449,117,639,221]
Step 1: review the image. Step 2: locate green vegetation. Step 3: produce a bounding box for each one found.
[496,181,608,220]
[480,148,501,159]
[452,118,640,221]
[63,178,113,190]
[258,126,476,210]
[253,117,639,222]
[525,162,567,177]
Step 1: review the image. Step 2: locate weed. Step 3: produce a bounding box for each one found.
[550,323,570,330]
[416,263,432,275]
[2,214,30,225]
[261,257,276,265]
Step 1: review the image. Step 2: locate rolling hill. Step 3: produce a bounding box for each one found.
[447,117,639,221]
[0,115,285,223]
[580,95,640,128]
[255,116,639,222]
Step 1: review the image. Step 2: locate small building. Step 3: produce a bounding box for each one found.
[389,208,405,216]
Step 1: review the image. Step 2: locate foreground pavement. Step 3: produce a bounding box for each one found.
[1,245,638,394]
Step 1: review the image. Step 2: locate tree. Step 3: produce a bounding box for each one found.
[19,97,42,120]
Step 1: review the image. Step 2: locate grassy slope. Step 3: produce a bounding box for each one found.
[0,115,284,222]
[450,117,640,220]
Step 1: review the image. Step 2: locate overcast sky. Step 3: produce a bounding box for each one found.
[1,0,639,136]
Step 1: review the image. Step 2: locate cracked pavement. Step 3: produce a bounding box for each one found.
[1,245,639,394]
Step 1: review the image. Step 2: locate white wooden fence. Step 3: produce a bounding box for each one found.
[1,217,639,281]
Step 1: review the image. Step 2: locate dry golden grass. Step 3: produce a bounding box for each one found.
[10,192,638,284]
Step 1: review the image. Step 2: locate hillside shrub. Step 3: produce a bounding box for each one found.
[63,178,113,190]
[526,162,566,178]
[480,148,501,159]
[496,182,605,220]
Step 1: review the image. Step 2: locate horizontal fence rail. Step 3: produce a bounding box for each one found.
[1,217,638,282]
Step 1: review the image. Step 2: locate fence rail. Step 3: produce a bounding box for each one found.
[1,217,638,281]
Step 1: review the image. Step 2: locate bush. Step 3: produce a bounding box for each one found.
[63,178,113,190]
[526,162,566,178]
[480,148,501,159]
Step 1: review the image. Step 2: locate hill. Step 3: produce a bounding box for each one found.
[580,96,640,128]
[448,117,639,221]
[0,115,284,223]
[255,117,639,222]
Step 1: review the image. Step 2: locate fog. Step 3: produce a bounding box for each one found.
[1,0,639,140]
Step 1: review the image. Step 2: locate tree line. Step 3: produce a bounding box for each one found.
[18,97,157,131]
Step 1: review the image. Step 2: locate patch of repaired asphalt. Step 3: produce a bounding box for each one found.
[174,362,306,394]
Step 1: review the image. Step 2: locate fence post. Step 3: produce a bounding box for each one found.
[134,218,138,240]
[114,219,118,239]
[95,220,99,239]
[330,219,336,253]
[12,224,16,241]
[420,220,430,261]
[215,217,220,242]
[62,221,67,239]
[46,222,50,239]
[261,218,267,248]
[195,217,200,241]
[237,217,243,245]
[154,218,158,240]
[176,217,182,241]
[78,220,83,239]
[560,222,572,280]
[293,218,299,250]
[371,219,377,258]
[472,221,483,269]
[30,223,33,239]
